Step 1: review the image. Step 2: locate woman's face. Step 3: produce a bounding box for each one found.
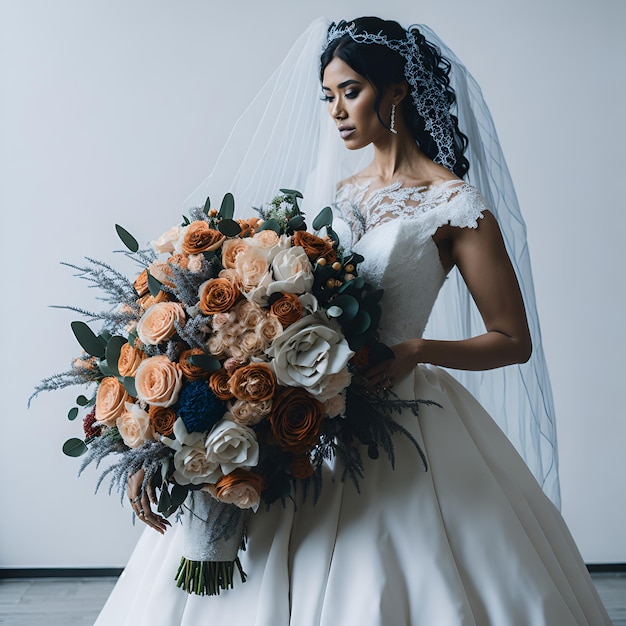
[321,56,391,150]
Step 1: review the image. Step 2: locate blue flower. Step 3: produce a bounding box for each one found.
[174,380,226,433]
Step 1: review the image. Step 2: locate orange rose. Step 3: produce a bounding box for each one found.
[198,278,240,315]
[134,270,149,297]
[270,386,324,454]
[181,221,225,255]
[117,342,146,377]
[179,348,210,381]
[95,377,131,426]
[270,293,302,328]
[209,369,233,400]
[135,355,183,407]
[229,363,275,402]
[137,290,170,311]
[168,253,189,270]
[136,302,186,346]
[212,468,264,511]
[149,405,177,436]
[293,231,337,263]
[290,454,315,479]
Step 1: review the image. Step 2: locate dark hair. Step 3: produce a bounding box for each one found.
[320,17,470,179]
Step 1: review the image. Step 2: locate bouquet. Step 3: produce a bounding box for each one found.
[31,189,430,595]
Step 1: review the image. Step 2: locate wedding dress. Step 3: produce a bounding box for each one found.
[95,180,610,625]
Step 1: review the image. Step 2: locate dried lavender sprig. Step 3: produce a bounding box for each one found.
[28,368,99,406]
[175,314,211,350]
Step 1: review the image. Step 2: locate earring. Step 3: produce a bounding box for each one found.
[390,103,398,135]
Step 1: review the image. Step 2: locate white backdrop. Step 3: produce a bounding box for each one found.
[1,0,624,568]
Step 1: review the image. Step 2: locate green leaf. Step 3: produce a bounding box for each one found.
[122,376,137,398]
[326,226,340,248]
[98,360,113,377]
[312,206,333,230]
[288,215,306,231]
[146,271,162,297]
[203,196,211,215]
[115,224,139,253]
[330,294,359,321]
[189,354,221,372]
[105,336,128,377]
[347,309,371,335]
[182,215,190,226]
[67,407,79,421]
[219,192,235,220]
[202,250,216,263]
[257,218,281,234]
[76,395,90,407]
[217,219,242,237]
[157,484,172,514]
[170,484,189,510]
[71,321,106,358]
[63,437,88,457]
[279,188,303,199]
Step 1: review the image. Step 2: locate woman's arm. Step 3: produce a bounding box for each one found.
[366,210,532,387]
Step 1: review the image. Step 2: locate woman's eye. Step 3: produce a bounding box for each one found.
[320,94,334,103]
[345,90,359,99]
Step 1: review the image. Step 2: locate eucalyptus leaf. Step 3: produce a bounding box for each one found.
[115,224,139,253]
[105,335,127,377]
[202,250,216,262]
[122,376,137,398]
[63,437,88,457]
[203,196,211,215]
[182,215,190,226]
[326,226,340,248]
[189,353,221,372]
[76,395,90,406]
[219,192,235,220]
[288,215,305,231]
[312,206,333,230]
[330,294,359,321]
[279,188,303,199]
[257,218,281,234]
[71,321,106,358]
[67,407,79,421]
[170,484,189,510]
[348,309,371,335]
[98,360,113,377]
[146,271,162,297]
[157,484,172,514]
[218,219,242,237]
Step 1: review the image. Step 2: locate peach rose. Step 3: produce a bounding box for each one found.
[116,402,154,448]
[250,229,279,248]
[234,247,269,291]
[148,259,173,286]
[134,270,149,297]
[211,468,264,512]
[240,331,267,356]
[151,225,182,254]
[149,405,177,436]
[228,399,267,426]
[270,293,303,328]
[117,342,146,377]
[136,302,186,346]
[234,300,265,329]
[181,221,225,255]
[229,363,276,402]
[168,253,190,270]
[135,355,183,407]
[258,315,283,343]
[270,386,324,454]
[293,230,337,262]
[209,369,233,400]
[221,238,249,269]
[136,290,170,311]
[95,377,131,426]
[211,310,238,331]
[198,278,240,315]
[178,348,210,381]
[223,356,247,375]
[207,334,228,358]
[187,254,204,273]
[218,268,242,288]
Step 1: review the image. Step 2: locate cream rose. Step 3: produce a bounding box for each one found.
[221,238,250,269]
[235,247,269,291]
[240,330,267,357]
[116,402,154,448]
[204,418,259,474]
[95,377,130,426]
[228,399,267,426]
[136,302,186,346]
[187,254,204,273]
[151,225,183,254]
[314,368,352,402]
[234,300,265,329]
[265,312,353,396]
[135,355,183,407]
[266,246,314,296]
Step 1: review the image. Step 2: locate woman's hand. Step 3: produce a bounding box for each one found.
[363,339,422,392]
[127,469,171,534]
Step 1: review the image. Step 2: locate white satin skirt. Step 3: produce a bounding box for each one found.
[95,365,610,625]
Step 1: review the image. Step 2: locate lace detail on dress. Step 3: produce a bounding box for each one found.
[334,179,485,245]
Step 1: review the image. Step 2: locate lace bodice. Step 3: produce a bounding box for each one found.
[334,179,487,344]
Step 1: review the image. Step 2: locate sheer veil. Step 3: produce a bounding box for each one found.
[185,18,560,507]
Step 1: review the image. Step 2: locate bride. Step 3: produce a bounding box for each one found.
[97,16,610,625]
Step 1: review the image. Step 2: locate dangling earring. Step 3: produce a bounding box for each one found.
[390,103,398,135]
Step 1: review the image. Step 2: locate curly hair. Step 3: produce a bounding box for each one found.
[320,17,470,179]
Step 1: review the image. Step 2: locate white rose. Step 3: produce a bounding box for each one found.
[266,246,314,296]
[116,402,154,448]
[299,292,319,315]
[243,271,273,306]
[151,225,183,254]
[168,419,222,485]
[248,232,291,264]
[204,418,259,474]
[265,312,353,396]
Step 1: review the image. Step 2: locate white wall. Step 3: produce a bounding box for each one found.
[1,0,624,568]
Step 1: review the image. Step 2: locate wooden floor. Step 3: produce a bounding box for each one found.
[0,573,624,625]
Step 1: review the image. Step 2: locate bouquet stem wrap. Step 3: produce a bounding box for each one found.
[176,491,248,595]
